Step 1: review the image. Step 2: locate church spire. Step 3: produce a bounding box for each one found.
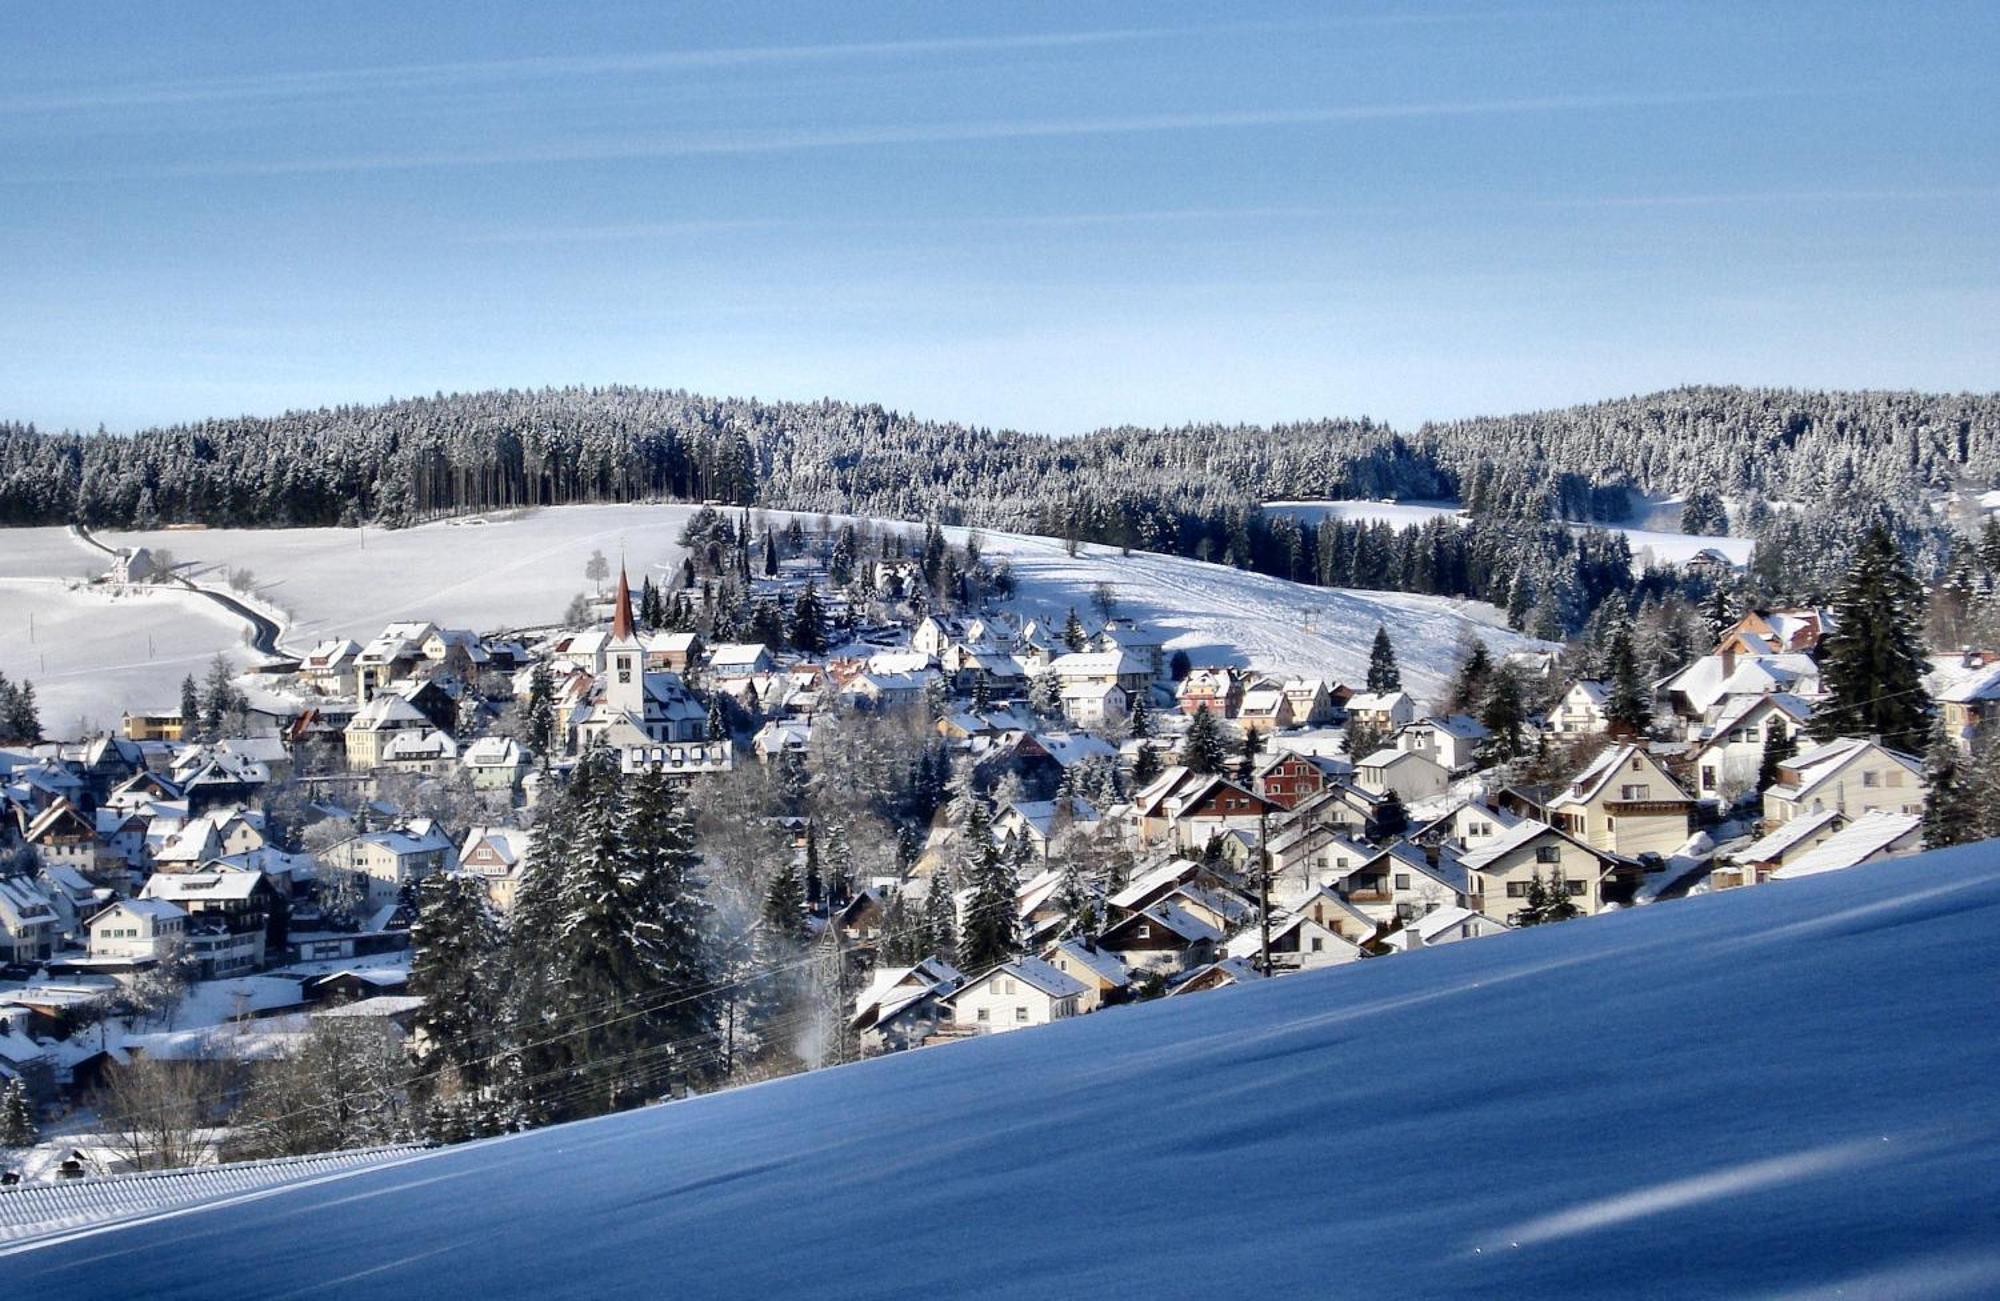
[612,564,635,640]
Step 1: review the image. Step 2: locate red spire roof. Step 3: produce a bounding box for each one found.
[612,565,635,640]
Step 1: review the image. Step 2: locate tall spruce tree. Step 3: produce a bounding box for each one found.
[1181,704,1227,775]
[1921,717,1974,849]
[524,660,556,764]
[1481,664,1528,761]
[1603,619,1650,736]
[1367,626,1401,693]
[0,1076,36,1153]
[1817,526,1933,752]
[956,800,1019,974]
[622,767,716,1061]
[1061,607,1088,652]
[549,741,656,1113]
[789,581,826,654]
[922,865,958,963]
[1448,639,1493,715]
[410,872,503,1091]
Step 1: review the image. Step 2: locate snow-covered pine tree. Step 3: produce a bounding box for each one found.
[1603,616,1650,736]
[789,581,825,654]
[1366,625,1401,693]
[1062,607,1088,652]
[922,865,957,964]
[0,1076,36,1152]
[1480,664,1528,761]
[622,766,716,1076]
[1051,854,1099,938]
[1181,704,1227,775]
[1921,717,1973,849]
[1816,526,1933,753]
[524,660,556,765]
[1448,638,1492,715]
[956,800,1019,974]
[410,872,503,1091]
[550,740,656,1113]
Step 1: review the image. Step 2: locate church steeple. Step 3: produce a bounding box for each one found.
[605,563,644,716]
[612,564,635,641]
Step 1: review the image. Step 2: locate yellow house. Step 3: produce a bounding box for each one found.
[1457,820,1617,927]
[1546,743,1693,860]
[1761,737,1925,826]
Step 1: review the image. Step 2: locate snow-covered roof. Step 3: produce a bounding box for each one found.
[1048,938,1130,987]
[1771,811,1921,879]
[141,869,265,903]
[959,955,1088,1001]
[1734,808,1845,864]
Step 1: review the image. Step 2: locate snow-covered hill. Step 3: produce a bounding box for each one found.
[0,578,263,732]
[33,504,1541,704]
[9,844,1999,1298]
[1265,499,1758,570]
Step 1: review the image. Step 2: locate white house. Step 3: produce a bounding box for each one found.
[1545,681,1611,736]
[1059,680,1128,727]
[86,899,188,962]
[1762,738,1925,827]
[1355,747,1450,804]
[1689,693,1814,800]
[1393,715,1489,773]
[1345,690,1416,733]
[322,820,457,909]
[947,957,1086,1033]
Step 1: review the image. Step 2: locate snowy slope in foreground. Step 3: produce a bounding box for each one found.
[84,505,1539,697]
[13,845,2000,1299]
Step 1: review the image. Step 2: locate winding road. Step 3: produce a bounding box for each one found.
[70,525,293,665]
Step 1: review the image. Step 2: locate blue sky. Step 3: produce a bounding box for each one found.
[4,2,1996,434]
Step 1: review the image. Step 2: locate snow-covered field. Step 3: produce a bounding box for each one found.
[1265,499,1756,569]
[9,843,1997,1296]
[0,578,262,732]
[1264,498,1463,529]
[65,504,1543,700]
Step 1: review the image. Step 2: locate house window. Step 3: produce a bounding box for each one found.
[976,1007,990,1022]
[1565,880,1586,897]
[1631,757,1642,771]
[1136,924,1151,939]
[1507,881,1529,898]
[1862,771,1878,788]
[1701,767,1716,791]
[1536,846,1560,864]
[1310,937,1324,952]
[1394,874,1410,890]
[1015,1007,1029,1022]
[1002,978,1016,994]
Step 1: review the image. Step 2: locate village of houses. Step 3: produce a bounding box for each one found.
[3,526,1996,1185]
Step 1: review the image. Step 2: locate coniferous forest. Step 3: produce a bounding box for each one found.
[3,384,1995,630]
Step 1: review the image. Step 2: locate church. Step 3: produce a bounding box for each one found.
[567,567,723,774]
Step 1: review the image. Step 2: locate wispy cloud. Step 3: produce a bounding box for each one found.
[1529,185,2000,209]
[0,26,1214,116]
[30,88,1793,183]
[0,8,1605,117]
